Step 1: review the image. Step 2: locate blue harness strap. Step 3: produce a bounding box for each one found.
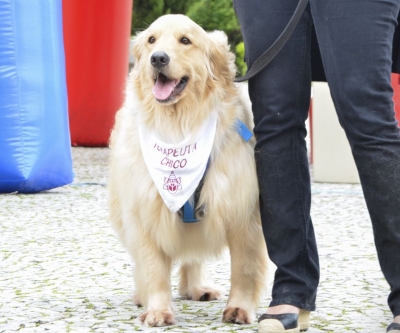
[235,119,253,142]
[182,199,198,223]
[181,159,210,223]
[180,119,253,223]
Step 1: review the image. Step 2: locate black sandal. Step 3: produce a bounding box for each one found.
[258,313,299,333]
[387,323,400,332]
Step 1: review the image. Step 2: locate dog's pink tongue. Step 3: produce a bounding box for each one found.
[152,77,177,100]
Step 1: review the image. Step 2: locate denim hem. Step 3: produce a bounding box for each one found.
[269,298,316,312]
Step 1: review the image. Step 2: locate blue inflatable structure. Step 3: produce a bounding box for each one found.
[0,0,74,193]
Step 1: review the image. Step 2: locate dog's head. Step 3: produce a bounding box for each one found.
[131,15,237,109]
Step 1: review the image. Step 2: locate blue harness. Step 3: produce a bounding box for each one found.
[179,119,253,223]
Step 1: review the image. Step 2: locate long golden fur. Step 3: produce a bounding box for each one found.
[108,14,268,327]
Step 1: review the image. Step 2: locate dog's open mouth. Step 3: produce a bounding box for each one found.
[152,73,189,102]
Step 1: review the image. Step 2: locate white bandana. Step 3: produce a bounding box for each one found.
[138,115,217,212]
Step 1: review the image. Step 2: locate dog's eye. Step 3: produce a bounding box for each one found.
[180,37,191,45]
[148,36,156,44]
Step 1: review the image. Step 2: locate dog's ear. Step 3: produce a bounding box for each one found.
[205,30,236,83]
[132,30,147,70]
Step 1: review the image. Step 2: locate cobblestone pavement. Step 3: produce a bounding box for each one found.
[0,147,393,333]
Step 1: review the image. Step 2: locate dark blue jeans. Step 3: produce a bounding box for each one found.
[234,0,400,317]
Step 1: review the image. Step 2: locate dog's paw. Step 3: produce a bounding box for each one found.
[222,306,253,324]
[139,309,175,327]
[190,286,222,302]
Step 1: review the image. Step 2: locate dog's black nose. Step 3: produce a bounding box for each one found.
[150,51,170,69]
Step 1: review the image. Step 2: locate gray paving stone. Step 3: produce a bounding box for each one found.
[0,147,396,333]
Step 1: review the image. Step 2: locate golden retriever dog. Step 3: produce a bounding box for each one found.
[108,14,268,327]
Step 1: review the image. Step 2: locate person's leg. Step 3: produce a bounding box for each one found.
[310,0,400,325]
[233,0,319,317]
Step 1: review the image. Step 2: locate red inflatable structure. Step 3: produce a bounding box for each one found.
[63,0,133,146]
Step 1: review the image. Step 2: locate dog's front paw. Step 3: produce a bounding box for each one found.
[139,309,175,327]
[222,306,253,324]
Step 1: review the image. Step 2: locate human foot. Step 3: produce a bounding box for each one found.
[259,305,310,332]
[387,316,400,332]
[266,305,300,315]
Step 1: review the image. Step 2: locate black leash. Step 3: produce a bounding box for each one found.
[235,0,309,82]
